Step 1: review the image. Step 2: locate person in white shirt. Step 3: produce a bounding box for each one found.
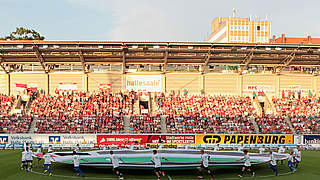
[21,150,27,170]
[42,152,54,176]
[198,150,214,180]
[36,146,43,166]
[259,145,265,154]
[238,150,255,177]
[48,145,53,153]
[269,151,278,176]
[151,150,168,180]
[287,151,295,173]
[74,144,80,153]
[214,144,220,152]
[294,147,301,169]
[25,147,34,171]
[73,151,85,177]
[102,145,107,151]
[24,142,30,151]
[278,145,286,165]
[109,151,124,179]
[237,144,244,152]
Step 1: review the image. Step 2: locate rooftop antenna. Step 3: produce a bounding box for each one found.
[232,8,236,18]
[265,14,268,21]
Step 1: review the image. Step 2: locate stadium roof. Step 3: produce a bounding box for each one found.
[1,41,320,73]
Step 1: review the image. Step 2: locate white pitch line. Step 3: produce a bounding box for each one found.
[168,174,173,180]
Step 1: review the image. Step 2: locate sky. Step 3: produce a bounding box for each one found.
[1,0,320,41]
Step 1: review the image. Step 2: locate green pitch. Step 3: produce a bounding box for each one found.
[1,150,320,180]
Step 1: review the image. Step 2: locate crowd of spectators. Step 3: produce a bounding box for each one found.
[273,96,320,134]
[155,94,256,116]
[2,88,320,134]
[289,116,320,134]
[0,95,33,133]
[254,116,293,134]
[34,115,124,133]
[166,115,255,134]
[155,94,256,133]
[30,90,134,133]
[129,115,161,133]
[31,90,134,117]
[0,94,14,117]
[0,113,33,133]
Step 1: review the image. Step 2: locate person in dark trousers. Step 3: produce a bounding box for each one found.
[197,149,215,180]
[238,150,255,178]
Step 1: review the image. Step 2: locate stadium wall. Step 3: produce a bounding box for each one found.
[0,72,8,95]
[3,72,320,97]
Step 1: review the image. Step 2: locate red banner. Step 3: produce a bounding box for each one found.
[16,83,27,88]
[97,135,147,145]
[97,135,195,145]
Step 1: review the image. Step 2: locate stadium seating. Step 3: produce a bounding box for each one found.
[273,97,320,134]
[33,115,124,133]
[155,94,256,133]
[129,115,162,133]
[0,113,32,133]
[289,116,320,134]
[0,95,33,133]
[254,116,293,134]
[1,89,320,134]
[0,94,14,117]
[155,94,256,116]
[30,90,134,133]
[166,115,255,134]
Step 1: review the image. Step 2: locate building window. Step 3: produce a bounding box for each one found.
[257,26,261,31]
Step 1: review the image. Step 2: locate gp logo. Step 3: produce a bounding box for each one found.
[49,136,61,144]
[0,136,9,144]
[203,135,222,144]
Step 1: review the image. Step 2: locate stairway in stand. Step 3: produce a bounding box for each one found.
[123,115,131,133]
[160,115,167,133]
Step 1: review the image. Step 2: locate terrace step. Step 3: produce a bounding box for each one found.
[28,116,37,133]
[124,115,131,133]
[285,117,297,134]
[249,117,260,134]
[160,115,167,133]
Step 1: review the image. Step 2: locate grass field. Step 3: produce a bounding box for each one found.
[1,150,320,180]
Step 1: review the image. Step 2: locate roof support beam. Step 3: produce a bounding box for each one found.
[32,45,47,72]
[0,56,8,73]
[201,51,212,73]
[239,50,254,74]
[78,50,87,73]
[122,47,128,74]
[276,50,298,74]
[162,50,168,73]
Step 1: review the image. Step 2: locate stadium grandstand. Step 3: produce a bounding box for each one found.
[0,41,320,135]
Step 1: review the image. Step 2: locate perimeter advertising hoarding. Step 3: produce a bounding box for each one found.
[126,75,162,92]
[0,134,96,146]
[304,135,320,145]
[97,135,195,145]
[196,134,294,144]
